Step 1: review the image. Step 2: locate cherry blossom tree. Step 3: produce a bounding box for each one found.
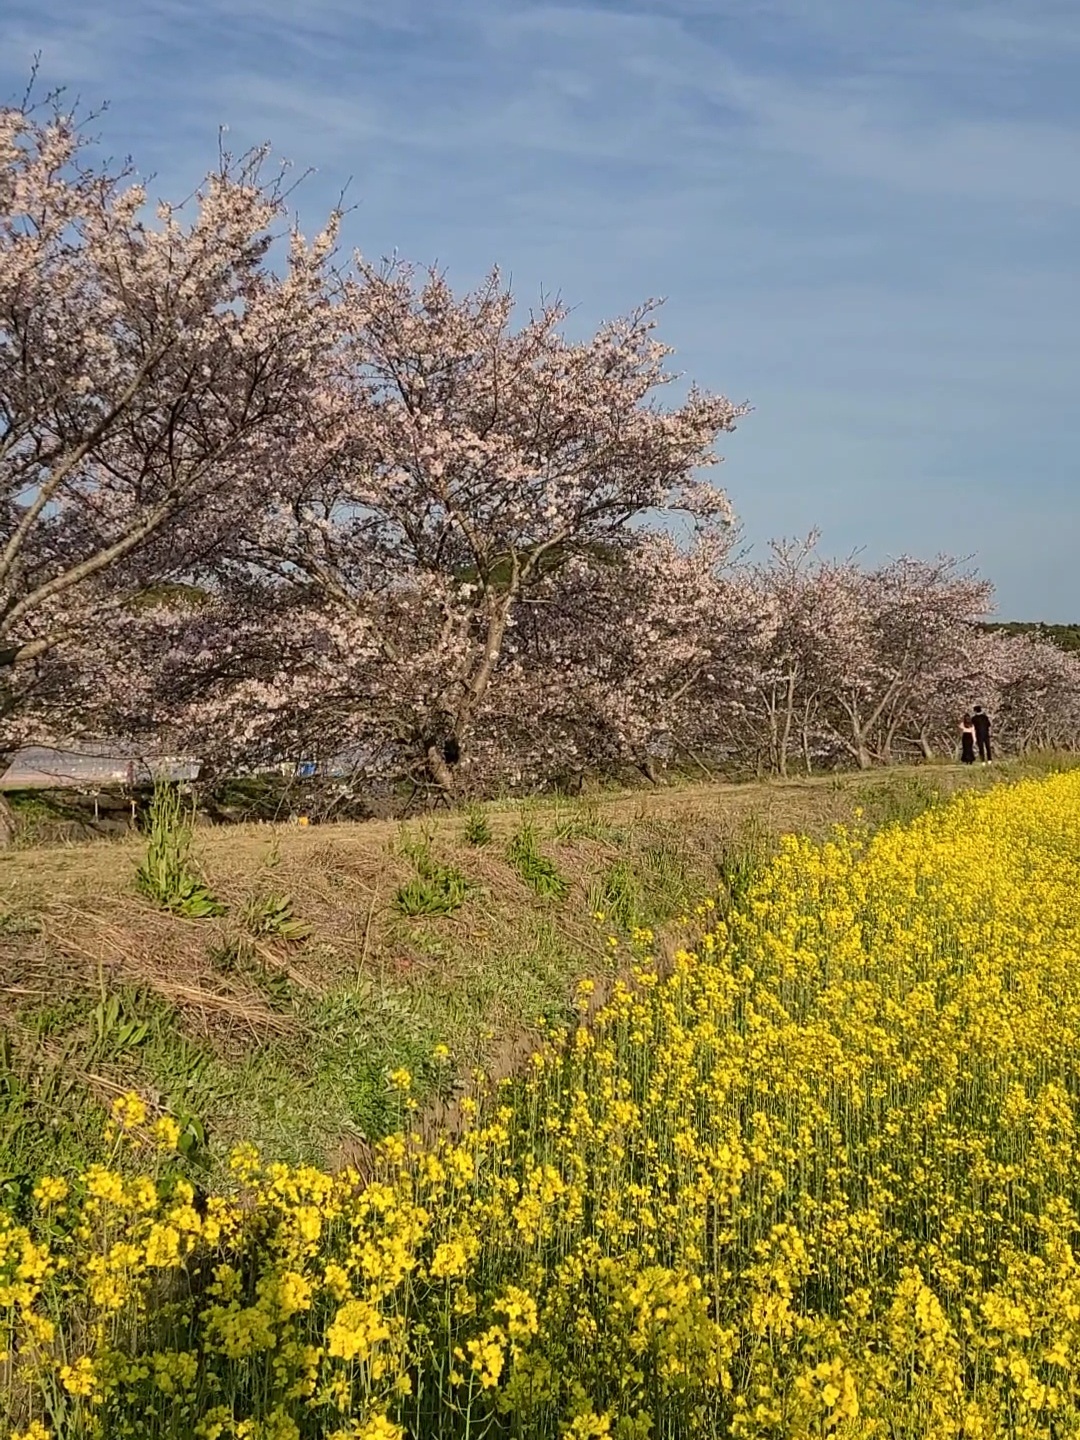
[10,97,1076,813]
[0,96,338,834]
[468,525,763,788]
[86,533,1079,800]
[979,630,1080,753]
[803,555,993,769]
[737,534,852,776]
[238,262,748,793]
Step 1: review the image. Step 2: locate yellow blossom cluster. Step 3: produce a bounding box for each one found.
[4,771,1080,1438]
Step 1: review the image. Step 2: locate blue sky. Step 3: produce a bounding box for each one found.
[4,0,1079,619]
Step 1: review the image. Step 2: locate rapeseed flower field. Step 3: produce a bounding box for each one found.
[4,771,1080,1439]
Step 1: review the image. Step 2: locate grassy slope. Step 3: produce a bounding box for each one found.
[0,757,1068,1193]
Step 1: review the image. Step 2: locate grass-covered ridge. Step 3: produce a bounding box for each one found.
[0,765,1038,1180]
[3,765,1080,1437]
[0,759,1071,1197]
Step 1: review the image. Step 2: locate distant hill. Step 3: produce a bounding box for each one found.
[983,622,1080,654]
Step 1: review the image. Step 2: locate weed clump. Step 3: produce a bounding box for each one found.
[395,833,472,917]
[716,817,771,910]
[507,821,568,899]
[135,784,224,918]
[462,805,492,847]
[551,800,618,843]
[242,892,311,941]
[590,859,642,929]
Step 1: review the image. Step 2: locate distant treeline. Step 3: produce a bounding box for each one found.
[984,622,1080,654]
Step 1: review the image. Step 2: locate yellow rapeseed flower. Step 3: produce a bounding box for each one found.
[151,1114,182,1150]
[9,772,1080,1438]
[109,1091,148,1131]
[58,1355,95,1397]
[31,1177,68,1206]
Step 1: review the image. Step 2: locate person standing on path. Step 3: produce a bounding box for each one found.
[960,714,977,764]
[972,706,992,762]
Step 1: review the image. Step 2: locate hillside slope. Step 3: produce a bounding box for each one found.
[0,758,1066,1195]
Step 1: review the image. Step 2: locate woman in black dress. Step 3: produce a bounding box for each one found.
[960,713,976,764]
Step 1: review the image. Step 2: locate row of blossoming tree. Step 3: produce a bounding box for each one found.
[3,99,1078,820]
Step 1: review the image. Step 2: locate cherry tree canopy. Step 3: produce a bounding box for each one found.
[0,98,337,768]
[227,262,748,790]
[3,97,1076,816]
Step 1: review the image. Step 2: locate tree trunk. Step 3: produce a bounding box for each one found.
[801,699,815,775]
[425,743,457,796]
[763,684,780,776]
[638,757,660,786]
[777,670,797,779]
[0,794,16,848]
[844,711,876,771]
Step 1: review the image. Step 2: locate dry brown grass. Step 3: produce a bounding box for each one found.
[0,763,940,892]
[0,763,998,1023]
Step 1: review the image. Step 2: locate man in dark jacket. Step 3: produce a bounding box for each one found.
[972,706,992,762]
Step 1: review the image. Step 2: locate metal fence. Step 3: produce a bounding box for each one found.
[0,747,201,791]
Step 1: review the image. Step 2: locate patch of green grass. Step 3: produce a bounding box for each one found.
[996,749,1080,780]
[4,791,58,819]
[860,774,942,830]
[207,939,295,1012]
[395,865,471,918]
[394,830,474,917]
[590,860,642,930]
[550,799,620,843]
[88,991,149,1064]
[4,789,106,846]
[0,908,42,938]
[0,1041,110,1209]
[507,821,568,899]
[628,820,760,929]
[0,988,219,1201]
[462,805,492,847]
[638,837,700,920]
[304,982,445,1140]
[716,817,772,911]
[20,994,86,1041]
